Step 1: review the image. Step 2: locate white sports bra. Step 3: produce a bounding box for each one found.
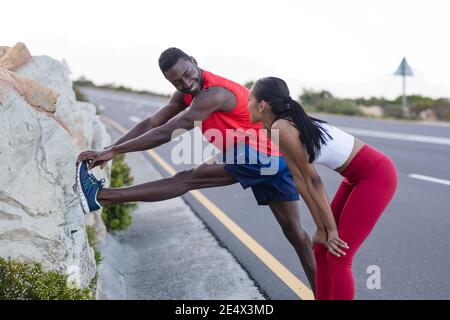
[313,122,355,170]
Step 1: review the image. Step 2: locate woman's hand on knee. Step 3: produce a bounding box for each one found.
[326,229,349,257]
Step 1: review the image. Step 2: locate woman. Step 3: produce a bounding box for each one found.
[248,77,398,300]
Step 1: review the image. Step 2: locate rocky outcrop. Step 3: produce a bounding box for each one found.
[0,43,110,288]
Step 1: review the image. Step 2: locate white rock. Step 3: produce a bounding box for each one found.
[0,51,111,288]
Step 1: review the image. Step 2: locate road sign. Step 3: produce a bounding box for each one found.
[394,57,414,76]
[394,57,414,116]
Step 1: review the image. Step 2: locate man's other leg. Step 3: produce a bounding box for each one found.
[268,200,316,295]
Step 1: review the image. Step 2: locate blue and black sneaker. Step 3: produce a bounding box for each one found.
[76,160,106,214]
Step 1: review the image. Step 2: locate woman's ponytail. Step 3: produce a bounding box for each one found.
[287,98,331,162]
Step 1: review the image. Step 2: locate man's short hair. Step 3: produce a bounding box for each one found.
[159,47,191,72]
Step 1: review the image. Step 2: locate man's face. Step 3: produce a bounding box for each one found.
[163,58,202,96]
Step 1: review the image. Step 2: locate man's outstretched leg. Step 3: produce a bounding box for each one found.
[269,200,317,296]
[77,154,237,213]
[97,160,237,206]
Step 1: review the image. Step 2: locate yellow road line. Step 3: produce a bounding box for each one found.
[100,115,315,300]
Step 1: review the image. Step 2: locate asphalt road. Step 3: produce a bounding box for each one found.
[81,86,450,300]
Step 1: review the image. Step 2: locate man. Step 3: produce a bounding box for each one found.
[76,48,316,293]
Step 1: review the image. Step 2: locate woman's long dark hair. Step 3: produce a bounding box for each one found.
[253,77,332,163]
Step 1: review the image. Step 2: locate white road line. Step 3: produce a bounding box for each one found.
[409,174,450,186]
[128,116,142,123]
[339,127,450,146]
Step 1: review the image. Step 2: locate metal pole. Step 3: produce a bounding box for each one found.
[402,74,408,116]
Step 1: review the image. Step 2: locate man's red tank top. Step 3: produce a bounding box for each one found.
[183,70,280,156]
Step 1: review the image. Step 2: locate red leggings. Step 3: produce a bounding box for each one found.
[314,144,398,300]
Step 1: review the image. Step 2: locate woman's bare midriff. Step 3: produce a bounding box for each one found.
[335,138,366,174]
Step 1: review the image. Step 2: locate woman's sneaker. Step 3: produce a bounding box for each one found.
[76,160,106,214]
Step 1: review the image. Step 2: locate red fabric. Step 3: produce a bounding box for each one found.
[183,70,279,155]
[314,144,398,300]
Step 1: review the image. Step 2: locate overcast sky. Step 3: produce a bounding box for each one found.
[2,0,449,99]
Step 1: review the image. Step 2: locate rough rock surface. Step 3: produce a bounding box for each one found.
[0,43,110,287]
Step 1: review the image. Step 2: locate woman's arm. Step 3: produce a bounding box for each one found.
[291,172,326,231]
[292,177,331,248]
[271,119,348,256]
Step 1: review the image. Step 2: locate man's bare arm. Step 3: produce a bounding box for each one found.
[111,87,231,154]
[110,91,186,146]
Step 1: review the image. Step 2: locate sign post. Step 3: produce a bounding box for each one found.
[394,57,414,117]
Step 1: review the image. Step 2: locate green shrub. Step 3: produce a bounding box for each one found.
[102,154,138,233]
[85,225,101,297]
[303,97,362,116]
[86,224,96,245]
[383,104,405,119]
[300,89,362,116]
[86,225,102,266]
[432,99,450,121]
[0,257,92,300]
[317,98,362,116]
[354,96,391,107]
